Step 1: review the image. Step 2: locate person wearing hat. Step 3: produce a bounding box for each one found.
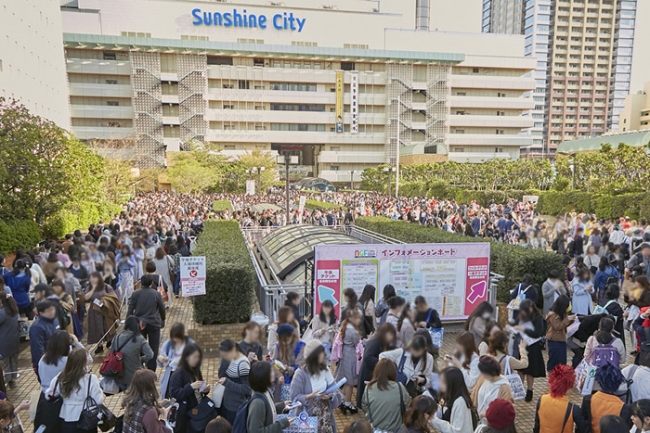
[269,323,305,399]
[216,339,252,424]
[609,224,625,246]
[627,243,650,281]
[290,339,342,432]
[534,364,589,433]
[474,398,517,433]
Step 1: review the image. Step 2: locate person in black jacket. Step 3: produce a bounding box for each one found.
[170,343,210,433]
[413,296,441,329]
[128,274,165,371]
[356,323,396,406]
[604,283,626,351]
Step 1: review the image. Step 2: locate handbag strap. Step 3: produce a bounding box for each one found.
[83,374,96,410]
[503,356,512,376]
[364,388,373,424]
[397,350,407,374]
[425,309,433,325]
[561,402,573,433]
[114,335,129,353]
[398,382,405,415]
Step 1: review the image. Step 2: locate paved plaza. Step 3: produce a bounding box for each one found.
[6,297,632,433]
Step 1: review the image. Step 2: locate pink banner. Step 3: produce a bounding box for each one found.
[314,260,342,319]
[464,257,490,314]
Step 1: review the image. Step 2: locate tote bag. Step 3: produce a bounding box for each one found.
[503,356,526,400]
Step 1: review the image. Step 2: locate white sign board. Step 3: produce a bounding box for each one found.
[522,195,539,204]
[180,256,207,297]
[350,71,359,134]
[246,180,256,195]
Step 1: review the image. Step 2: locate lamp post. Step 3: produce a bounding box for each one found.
[558,151,577,191]
[277,154,299,223]
[251,166,265,195]
[350,170,355,190]
[382,166,396,196]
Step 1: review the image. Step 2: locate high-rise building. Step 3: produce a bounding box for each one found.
[482,0,637,156]
[618,82,650,132]
[61,0,535,176]
[0,0,70,128]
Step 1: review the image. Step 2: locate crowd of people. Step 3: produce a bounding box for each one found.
[1,189,650,433]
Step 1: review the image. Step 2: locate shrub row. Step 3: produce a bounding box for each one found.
[304,200,341,212]
[400,181,542,208]
[0,220,41,255]
[42,200,121,239]
[400,180,650,220]
[536,191,650,221]
[212,200,233,213]
[191,220,256,324]
[356,217,565,303]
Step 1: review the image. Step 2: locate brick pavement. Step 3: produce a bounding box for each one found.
[7,297,635,433]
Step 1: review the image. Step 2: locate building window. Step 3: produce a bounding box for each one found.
[106,101,119,106]
[497,111,505,116]
[207,56,233,65]
[103,52,116,61]
[495,147,503,153]
[496,129,504,135]
[106,79,118,85]
[330,165,340,171]
[341,62,355,71]
[472,68,480,73]
[270,83,317,92]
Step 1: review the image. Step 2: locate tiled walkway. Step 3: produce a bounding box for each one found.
[8,297,634,432]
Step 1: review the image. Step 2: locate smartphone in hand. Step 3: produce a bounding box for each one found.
[163,398,177,409]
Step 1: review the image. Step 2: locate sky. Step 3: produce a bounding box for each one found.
[429,0,649,93]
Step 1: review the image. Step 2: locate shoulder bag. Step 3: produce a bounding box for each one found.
[33,380,63,433]
[78,375,116,432]
[157,275,169,303]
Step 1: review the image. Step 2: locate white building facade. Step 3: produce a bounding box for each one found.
[61,0,535,178]
[1,0,70,128]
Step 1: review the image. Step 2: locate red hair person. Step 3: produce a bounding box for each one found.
[533,364,589,433]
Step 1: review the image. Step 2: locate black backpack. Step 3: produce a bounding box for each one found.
[552,237,560,251]
[232,394,265,433]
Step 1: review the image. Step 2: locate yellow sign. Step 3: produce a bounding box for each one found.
[335,71,343,133]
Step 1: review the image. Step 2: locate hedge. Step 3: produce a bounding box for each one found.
[304,200,341,212]
[356,217,565,303]
[191,220,256,324]
[42,200,121,239]
[0,220,40,255]
[400,181,542,208]
[212,200,233,213]
[536,191,650,221]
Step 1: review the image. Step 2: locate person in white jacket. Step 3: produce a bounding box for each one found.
[431,367,474,433]
[445,331,480,391]
[46,348,104,432]
[379,335,434,396]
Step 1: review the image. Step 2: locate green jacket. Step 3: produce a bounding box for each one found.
[247,392,290,433]
[362,381,411,431]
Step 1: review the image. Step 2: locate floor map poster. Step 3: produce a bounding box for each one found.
[314,243,490,320]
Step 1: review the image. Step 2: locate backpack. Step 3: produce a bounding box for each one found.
[552,237,560,251]
[232,394,265,433]
[330,332,343,363]
[99,335,129,377]
[592,340,620,367]
[640,328,650,367]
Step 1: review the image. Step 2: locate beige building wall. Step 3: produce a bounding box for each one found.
[619,82,650,132]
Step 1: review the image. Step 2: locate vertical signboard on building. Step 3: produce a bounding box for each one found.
[335,71,344,133]
[350,71,359,134]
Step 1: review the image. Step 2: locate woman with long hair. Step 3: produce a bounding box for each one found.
[396,303,416,349]
[269,323,305,390]
[0,287,20,385]
[170,343,210,433]
[239,321,263,362]
[515,299,546,402]
[465,302,494,348]
[487,330,528,375]
[571,267,594,315]
[84,271,115,353]
[470,356,513,421]
[380,335,434,398]
[356,323,397,407]
[386,296,406,329]
[216,339,252,424]
[122,369,170,433]
[395,395,437,433]
[246,362,291,433]
[431,367,473,433]
[152,247,174,306]
[445,331,480,391]
[46,348,104,433]
[115,245,137,302]
[335,309,363,414]
[583,317,625,366]
[478,321,502,356]
[267,306,300,352]
[158,323,195,398]
[290,340,341,433]
[307,300,338,347]
[358,284,376,337]
[546,295,575,372]
[362,359,411,432]
[113,316,154,391]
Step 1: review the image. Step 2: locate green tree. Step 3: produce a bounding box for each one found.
[0,98,112,226]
